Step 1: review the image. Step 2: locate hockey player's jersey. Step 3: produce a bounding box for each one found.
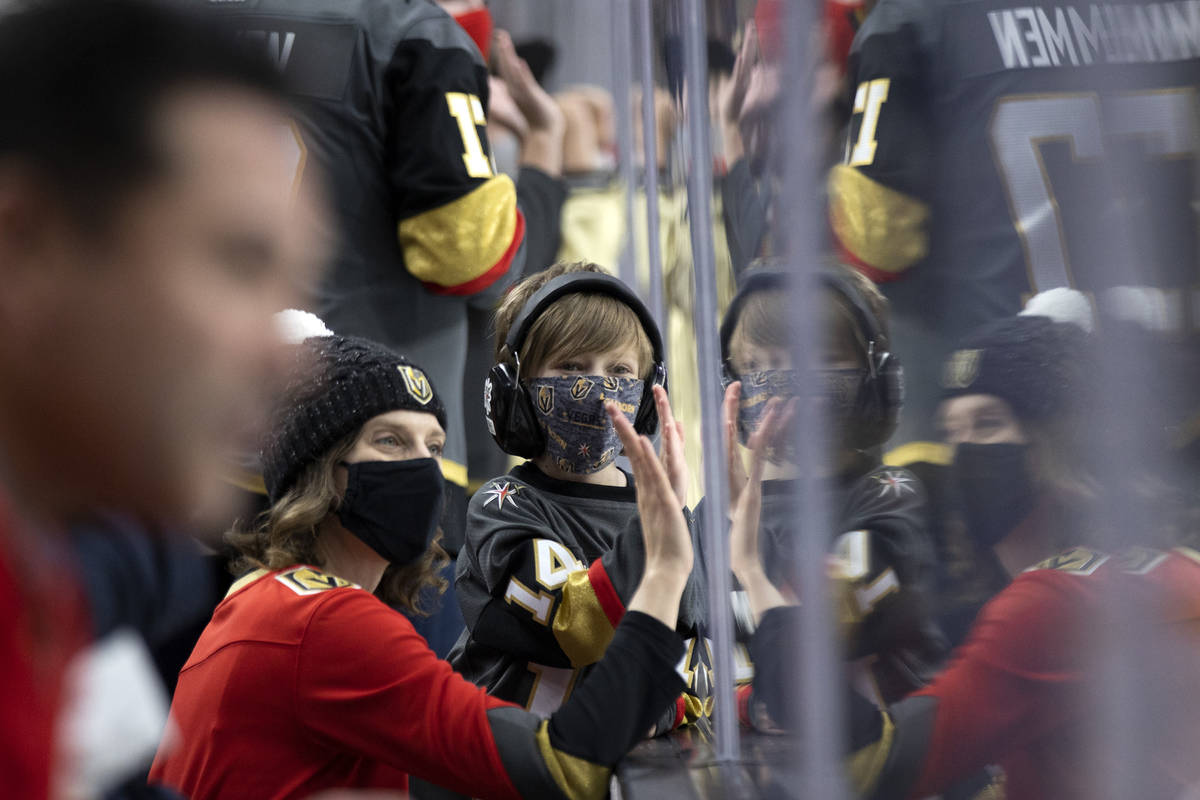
[149,565,686,800]
[450,463,709,729]
[832,0,1200,445]
[209,0,524,300]
[727,461,947,710]
[833,0,1199,332]
[750,546,1200,799]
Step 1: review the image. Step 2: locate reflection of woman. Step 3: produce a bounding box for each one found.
[735,297,1200,799]
[150,320,694,800]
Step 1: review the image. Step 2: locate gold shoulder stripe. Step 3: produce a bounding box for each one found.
[226,568,269,599]
[398,175,518,292]
[534,719,610,800]
[828,163,929,275]
[553,571,617,667]
[441,458,468,489]
[221,466,268,496]
[883,441,953,467]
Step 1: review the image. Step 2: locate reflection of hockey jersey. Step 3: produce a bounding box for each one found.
[450,463,708,730]
[723,461,947,708]
[832,0,1200,340]
[751,546,1200,799]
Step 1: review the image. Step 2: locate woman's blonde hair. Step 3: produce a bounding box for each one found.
[227,431,448,616]
[494,261,655,380]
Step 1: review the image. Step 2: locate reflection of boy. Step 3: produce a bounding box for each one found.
[720,266,946,707]
[450,262,707,731]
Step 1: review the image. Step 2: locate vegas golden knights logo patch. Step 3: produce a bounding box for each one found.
[602,376,621,391]
[537,384,554,414]
[570,377,594,401]
[398,365,433,405]
[277,567,356,595]
[943,348,981,390]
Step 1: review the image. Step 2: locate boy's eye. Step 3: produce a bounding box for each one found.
[557,361,583,372]
[610,364,633,375]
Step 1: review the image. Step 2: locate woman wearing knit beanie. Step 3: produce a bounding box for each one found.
[937,288,1097,577]
[149,312,696,800]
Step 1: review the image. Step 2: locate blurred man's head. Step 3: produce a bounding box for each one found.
[0,0,327,525]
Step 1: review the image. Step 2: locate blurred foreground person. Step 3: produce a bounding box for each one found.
[150,322,694,800]
[737,293,1200,798]
[0,1,323,795]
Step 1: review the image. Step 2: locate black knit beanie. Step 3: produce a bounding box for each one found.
[261,334,446,503]
[941,313,1092,425]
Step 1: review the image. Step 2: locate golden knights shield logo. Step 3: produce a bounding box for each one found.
[398,364,433,405]
[570,377,595,401]
[942,349,981,390]
[602,376,621,391]
[536,384,554,414]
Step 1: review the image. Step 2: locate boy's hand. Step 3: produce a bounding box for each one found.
[723,381,748,510]
[608,401,692,628]
[730,397,797,625]
[652,385,689,506]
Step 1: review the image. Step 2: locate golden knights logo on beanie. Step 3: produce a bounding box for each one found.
[942,348,982,391]
[262,332,446,502]
[398,364,434,405]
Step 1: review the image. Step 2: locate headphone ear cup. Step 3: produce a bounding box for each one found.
[485,363,545,458]
[633,363,667,436]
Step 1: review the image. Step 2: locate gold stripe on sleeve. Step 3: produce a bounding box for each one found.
[397,175,518,290]
[552,570,617,667]
[534,719,611,800]
[828,164,929,275]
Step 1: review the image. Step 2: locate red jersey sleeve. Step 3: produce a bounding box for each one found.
[907,571,1089,796]
[296,591,521,800]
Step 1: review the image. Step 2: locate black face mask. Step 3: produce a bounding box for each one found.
[336,458,445,566]
[953,442,1038,552]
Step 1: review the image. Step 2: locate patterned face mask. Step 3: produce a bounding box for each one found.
[736,367,864,441]
[736,369,803,439]
[526,375,643,474]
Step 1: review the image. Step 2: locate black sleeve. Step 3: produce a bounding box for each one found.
[514,165,568,278]
[384,12,525,297]
[488,612,687,800]
[829,0,935,279]
[721,158,771,276]
[746,607,938,800]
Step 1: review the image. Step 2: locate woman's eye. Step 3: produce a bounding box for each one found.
[374,434,401,448]
[428,442,444,457]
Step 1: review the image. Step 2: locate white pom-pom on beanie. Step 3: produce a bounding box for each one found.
[1019,287,1094,333]
[273,309,334,345]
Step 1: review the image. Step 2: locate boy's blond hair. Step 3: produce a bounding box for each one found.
[728,261,890,367]
[494,261,656,381]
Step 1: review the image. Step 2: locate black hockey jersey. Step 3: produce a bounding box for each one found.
[207,0,524,301]
[832,0,1199,336]
[449,463,709,730]
[723,461,947,706]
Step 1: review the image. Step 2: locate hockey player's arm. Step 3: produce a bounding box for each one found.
[386,14,525,297]
[829,0,933,283]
